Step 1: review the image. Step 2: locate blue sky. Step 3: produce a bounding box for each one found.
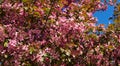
[93,5,114,27]
[94,0,120,27]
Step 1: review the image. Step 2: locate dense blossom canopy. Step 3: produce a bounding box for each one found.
[0,0,120,66]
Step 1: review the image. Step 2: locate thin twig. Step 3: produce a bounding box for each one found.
[45,0,56,22]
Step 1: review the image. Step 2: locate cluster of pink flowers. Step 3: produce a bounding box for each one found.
[0,0,120,66]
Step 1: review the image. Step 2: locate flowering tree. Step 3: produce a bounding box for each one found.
[0,0,119,66]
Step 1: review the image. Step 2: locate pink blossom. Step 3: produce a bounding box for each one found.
[8,39,17,48]
[58,17,67,22]
[40,40,46,45]
[119,35,120,43]
[0,45,3,51]
[109,0,114,5]
[0,25,7,42]
[22,45,28,51]
[87,12,93,17]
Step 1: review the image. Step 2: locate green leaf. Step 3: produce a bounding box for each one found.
[4,41,8,47]
[24,7,29,11]
[33,12,40,17]
[45,8,50,15]
[29,47,35,54]
[4,54,8,58]
[22,0,28,3]
[0,0,3,4]
[60,48,65,52]
[40,0,45,3]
